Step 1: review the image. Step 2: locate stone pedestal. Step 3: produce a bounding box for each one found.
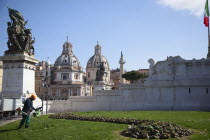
[94,81,107,91]
[0,53,39,99]
[93,81,113,93]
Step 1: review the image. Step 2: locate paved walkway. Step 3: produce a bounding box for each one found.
[0,116,22,127]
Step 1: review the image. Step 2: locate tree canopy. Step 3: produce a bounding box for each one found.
[122,71,148,83]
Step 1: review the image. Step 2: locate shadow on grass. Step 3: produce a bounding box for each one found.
[0,128,18,132]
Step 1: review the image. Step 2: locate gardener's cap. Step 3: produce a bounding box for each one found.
[30,94,37,100]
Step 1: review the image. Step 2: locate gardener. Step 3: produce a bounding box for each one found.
[18,94,37,129]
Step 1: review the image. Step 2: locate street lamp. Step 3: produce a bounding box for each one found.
[41,77,46,114]
[41,60,51,114]
[46,82,50,114]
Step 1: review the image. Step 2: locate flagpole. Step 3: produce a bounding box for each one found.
[208,18,210,57]
[208,0,210,58]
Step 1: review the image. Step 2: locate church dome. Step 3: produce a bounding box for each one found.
[86,43,109,69]
[54,41,82,70]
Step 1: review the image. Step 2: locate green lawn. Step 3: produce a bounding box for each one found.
[0,111,210,140]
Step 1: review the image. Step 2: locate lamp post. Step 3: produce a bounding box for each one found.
[42,76,50,114]
[46,80,50,114]
[41,60,51,114]
[41,77,46,114]
[41,78,44,114]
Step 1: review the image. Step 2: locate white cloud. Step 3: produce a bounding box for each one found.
[157,0,206,16]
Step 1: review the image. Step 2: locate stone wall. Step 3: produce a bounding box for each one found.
[47,84,210,112]
[45,57,210,112]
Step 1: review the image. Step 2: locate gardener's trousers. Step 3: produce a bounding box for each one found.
[19,113,31,128]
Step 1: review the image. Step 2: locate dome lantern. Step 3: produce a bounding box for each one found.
[62,37,73,55]
[94,41,101,55]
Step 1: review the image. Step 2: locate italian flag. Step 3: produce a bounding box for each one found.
[204,0,210,27]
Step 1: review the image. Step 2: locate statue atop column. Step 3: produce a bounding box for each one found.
[119,51,125,84]
[6,8,35,56]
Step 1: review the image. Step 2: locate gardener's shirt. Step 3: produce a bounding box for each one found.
[22,98,35,112]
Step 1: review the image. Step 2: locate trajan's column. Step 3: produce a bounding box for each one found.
[119,51,125,84]
[0,8,39,100]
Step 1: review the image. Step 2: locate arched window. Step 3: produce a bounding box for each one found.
[75,74,79,79]
[73,60,77,65]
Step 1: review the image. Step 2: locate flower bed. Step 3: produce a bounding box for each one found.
[121,122,192,139]
[49,112,192,139]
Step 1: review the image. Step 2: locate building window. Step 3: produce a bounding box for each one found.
[88,72,90,78]
[75,74,79,79]
[189,88,191,94]
[63,75,67,80]
[62,73,68,80]
[206,88,208,94]
[65,60,67,63]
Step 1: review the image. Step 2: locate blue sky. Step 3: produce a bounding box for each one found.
[0,0,208,71]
